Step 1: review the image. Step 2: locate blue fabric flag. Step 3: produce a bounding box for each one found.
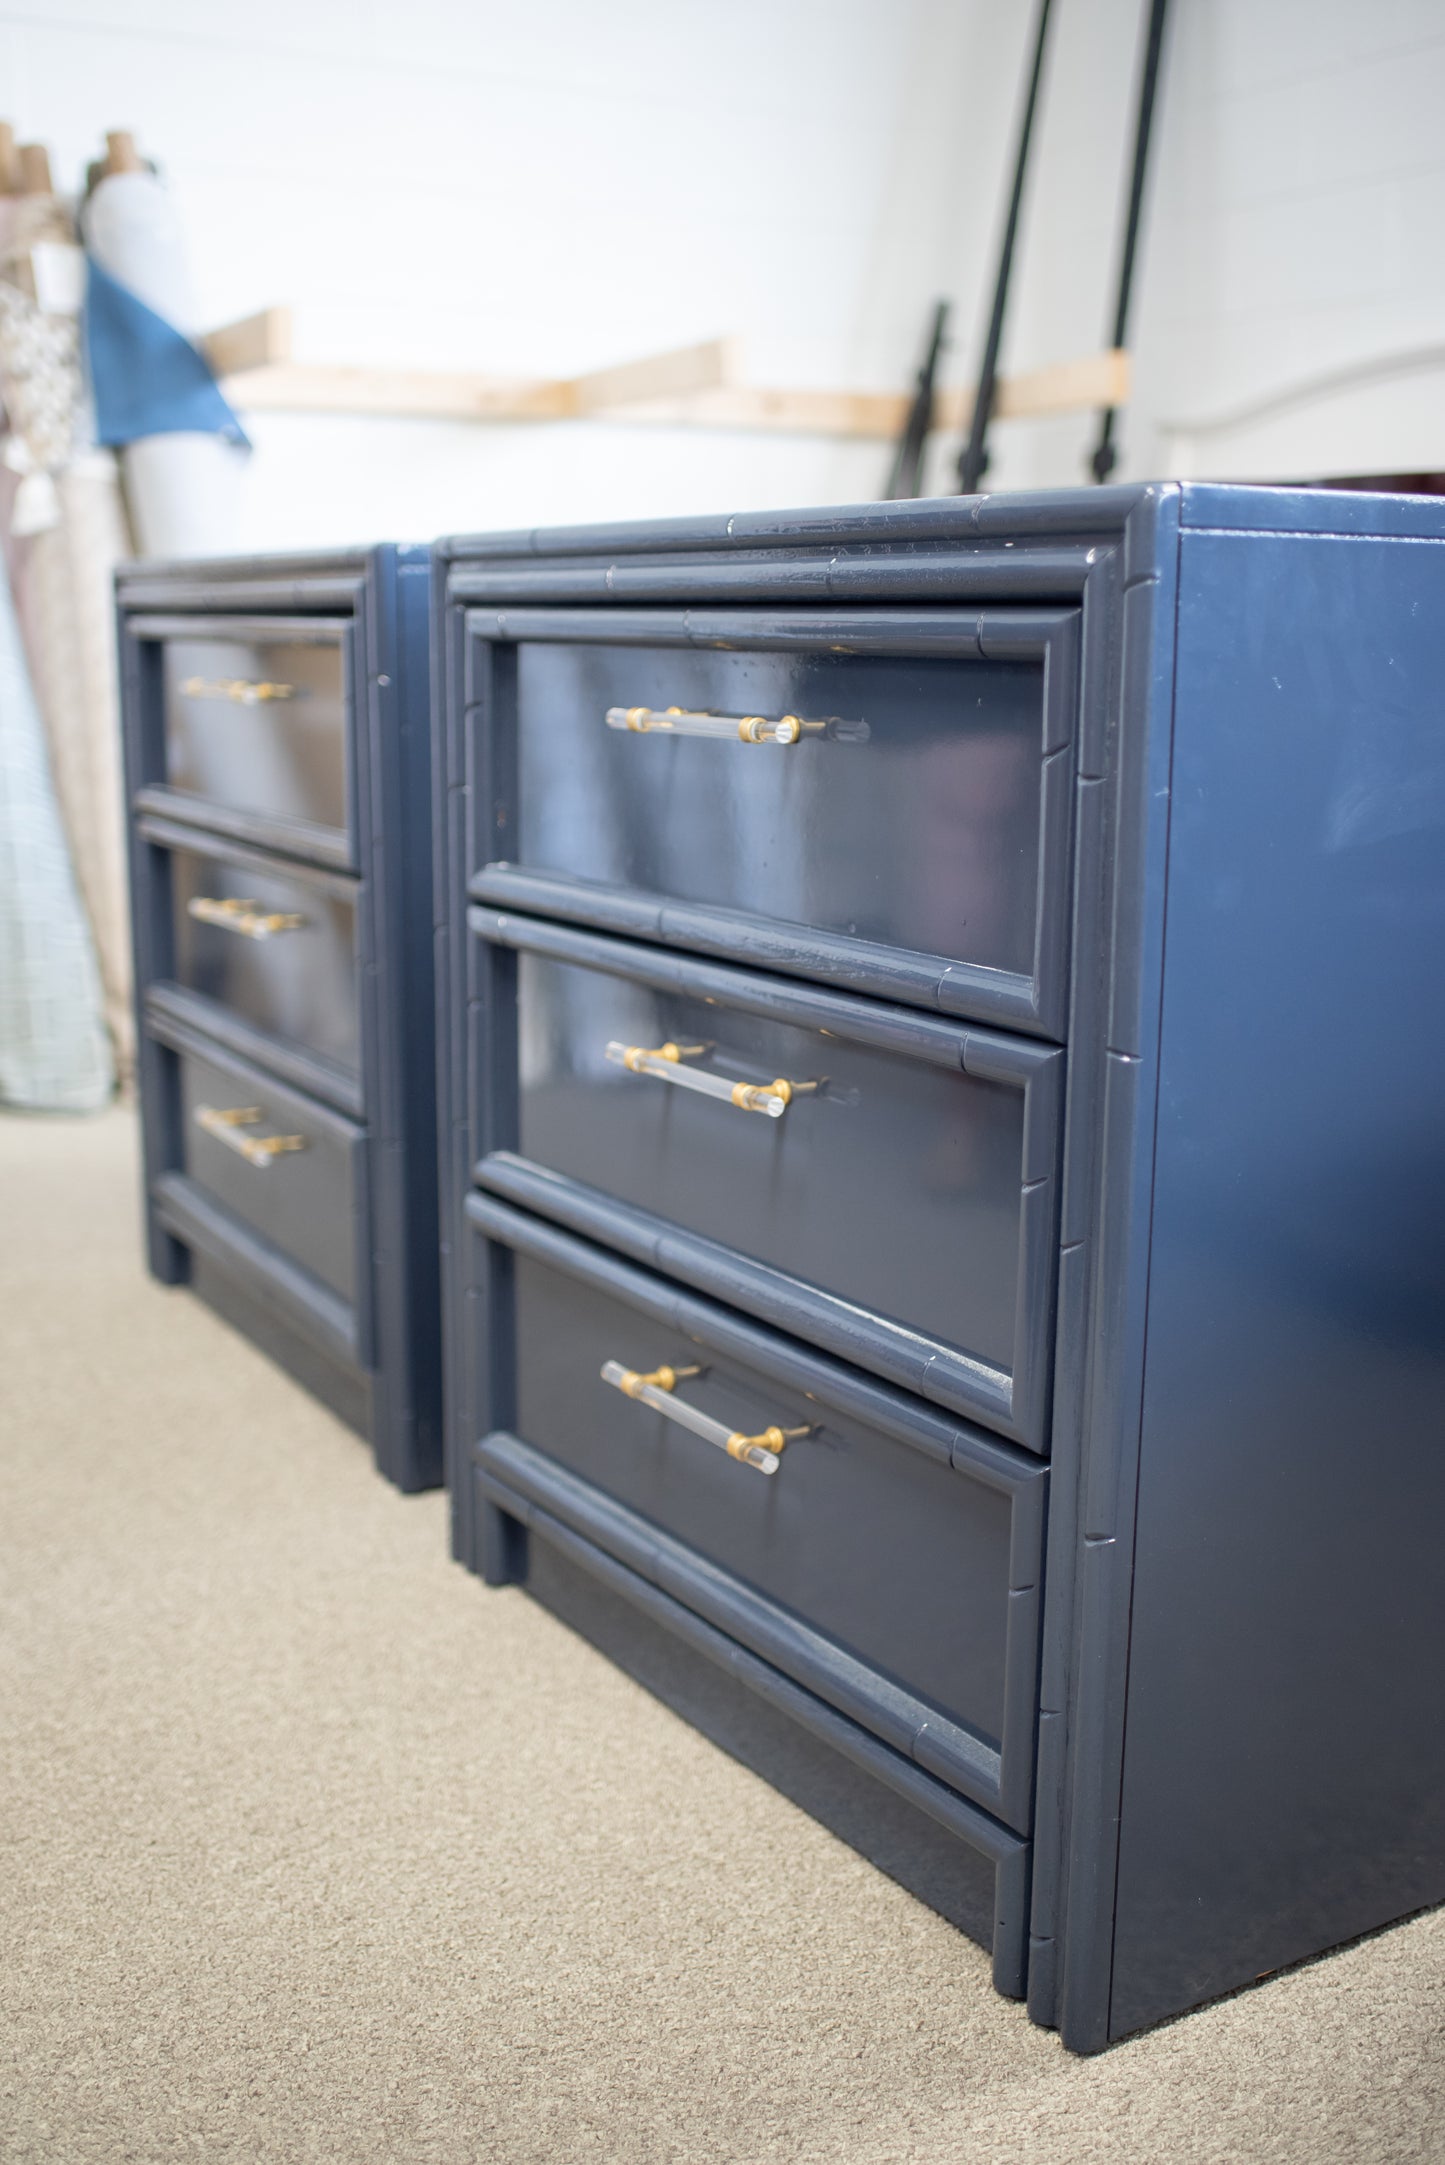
[84,256,250,450]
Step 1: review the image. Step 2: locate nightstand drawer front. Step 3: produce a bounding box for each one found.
[470,610,1077,1036]
[476,1205,1044,1826]
[161,627,349,841]
[475,913,1061,1445]
[178,1044,362,1302]
[170,845,360,1077]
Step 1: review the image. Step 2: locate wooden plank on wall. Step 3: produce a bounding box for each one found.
[223,343,1130,438]
[202,306,292,376]
[224,337,739,424]
[995,347,1130,421]
[607,352,1130,439]
[568,336,741,414]
[227,364,575,421]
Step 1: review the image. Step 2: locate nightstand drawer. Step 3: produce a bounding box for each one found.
[165,838,361,1078]
[472,911,1061,1449]
[152,617,351,850]
[471,1197,1046,1832]
[466,607,1078,1038]
[174,1040,364,1305]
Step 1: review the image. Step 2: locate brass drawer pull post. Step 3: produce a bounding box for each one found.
[602,1358,810,1476]
[187,895,306,941]
[604,1038,812,1121]
[179,675,295,706]
[606,704,823,746]
[193,1104,308,1168]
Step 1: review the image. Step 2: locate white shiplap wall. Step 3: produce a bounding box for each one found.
[3,0,1444,547]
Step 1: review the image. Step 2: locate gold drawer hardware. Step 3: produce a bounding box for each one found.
[605,704,823,746]
[179,675,295,705]
[187,895,306,941]
[194,1104,308,1167]
[615,1363,703,1396]
[604,1038,813,1121]
[601,1358,810,1476]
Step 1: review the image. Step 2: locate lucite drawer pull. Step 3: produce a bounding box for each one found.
[604,1039,810,1120]
[179,675,295,705]
[194,1103,308,1167]
[187,895,306,941]
[601,1358,810,1476]
[605,704,820,746]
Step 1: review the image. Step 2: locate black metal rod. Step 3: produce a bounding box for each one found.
[1091,0,1171,483]
[885,298,950,500]
[957,0,1055,497]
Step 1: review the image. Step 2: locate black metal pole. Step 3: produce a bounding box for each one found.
[885,298,950,500]
[957,0,1055,496]
[1090,0,1170,483]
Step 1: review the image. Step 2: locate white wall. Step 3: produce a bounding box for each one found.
[1026,0,1445,489]
[4,0,1444,549]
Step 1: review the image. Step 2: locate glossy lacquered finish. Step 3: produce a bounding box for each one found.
[475,1199,1046,1829]
[472,913,1061,1447]
[178,1041,362,1304]
[167,840,359,1076]
[1106,522,1445,2039]
[155,619,350,844]
[436,485,1445,2055]
[121,546,440,1492]
[467,608,1078,1038]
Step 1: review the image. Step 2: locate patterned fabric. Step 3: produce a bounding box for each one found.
[20,461,135,1076]
[0,540,112,1110]
[0,192,136,1082]
[0,194,87,534]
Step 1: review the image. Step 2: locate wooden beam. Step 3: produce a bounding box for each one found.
[558,350,1131,438]
[224,343,1129,438]
[227,363,573,422]
[567,335,741,415]
[620,384,908,437]
[202,305,292,377]
[994,346,1130,421]
[224,335,737,422]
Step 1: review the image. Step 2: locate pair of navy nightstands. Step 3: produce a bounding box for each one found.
[123,486,1445,2052]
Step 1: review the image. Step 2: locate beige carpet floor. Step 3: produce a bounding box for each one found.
[2,1106,1442,2165]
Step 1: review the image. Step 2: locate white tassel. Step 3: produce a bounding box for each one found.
[11,466,60,535]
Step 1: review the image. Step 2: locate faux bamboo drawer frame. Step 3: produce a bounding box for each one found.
[157,824,362,1079]
[172,1028,367,1318]
[473,1193,1047,1838]
[120,547,441,1492]
[467,908,1063,1450]
[435,485,1445,2052]
[462,603,1079,1040]
[157,621,351,845]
